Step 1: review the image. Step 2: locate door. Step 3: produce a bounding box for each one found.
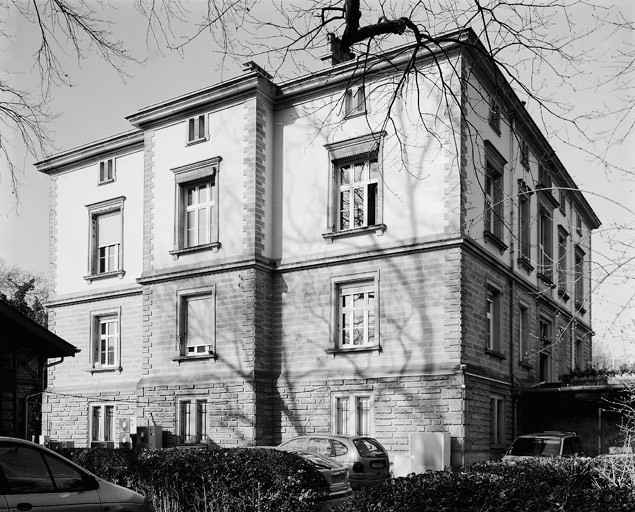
[0,442,100,511]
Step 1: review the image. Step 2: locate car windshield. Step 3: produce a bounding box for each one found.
[353,438,386,457]
[508,437,561,457]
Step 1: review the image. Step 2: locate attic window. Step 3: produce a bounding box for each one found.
[99,159,115,184]
[187,115,208,145]
[344,86,367,117]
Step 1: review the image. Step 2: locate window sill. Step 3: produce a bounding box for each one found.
[98,178,115,186]
[186,137,208,147]
[483,230,508,254]
[322,224,386,244]
[326,345,382,356]
[517,255,534,274]
[558,288,571,302]
[170,242,221,259]
[87,366,122,374]
[84,270,125,283]
[485,348,506,360]
[173,354,217,364]
[344,109,367,120]
[538,271,555,288]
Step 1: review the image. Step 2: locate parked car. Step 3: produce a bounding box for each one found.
[278,434,390,489]
[290,450,353,506]
[0,436,154,511]
[502,431,585,461]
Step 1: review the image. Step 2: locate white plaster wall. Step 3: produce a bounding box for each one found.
[274,59,459,263]
[55,150,144,296]
[151,103,245,269]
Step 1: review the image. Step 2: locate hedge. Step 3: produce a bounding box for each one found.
[57,447,329,512]
[333,458,635,512]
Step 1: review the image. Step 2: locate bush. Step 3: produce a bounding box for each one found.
[333,458,635,512]
[57,447,328,512]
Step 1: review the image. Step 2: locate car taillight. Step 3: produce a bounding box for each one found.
[352,462,365,473]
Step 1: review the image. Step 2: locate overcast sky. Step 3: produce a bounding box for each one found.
[0,0,633,362]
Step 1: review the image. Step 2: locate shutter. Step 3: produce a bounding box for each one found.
[186,295,214,348]
[97,211,120,247]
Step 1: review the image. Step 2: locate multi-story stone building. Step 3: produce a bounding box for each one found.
[36,29,600,473]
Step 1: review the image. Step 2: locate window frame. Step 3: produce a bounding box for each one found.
[331,391,374,436]
[323,133,386,242]
[516,180,534,273]
[538,206,554,283]
[84,197,126,282]
[574,246,586,314]
[520,138,530,169]
[89,402,115,445]
[488,100,501,135]
[89,307,122,372]
[174,286,217,362]
[328,271,380,354]
[176,396,209,445]
[98,158,116,185]
[344,85,367,118]
[171,157,221,257]
[557,226,570,301]
[539,316,553,382]
[483,141,508,252]
[186,114,208,145]
[518,303,531,365]
[490,395,505,447]
[485,284,503,356]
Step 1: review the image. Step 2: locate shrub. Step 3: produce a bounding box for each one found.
[333,458,635,512]
[57,447,328,512]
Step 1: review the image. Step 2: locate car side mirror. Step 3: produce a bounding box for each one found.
[82,474,100,491]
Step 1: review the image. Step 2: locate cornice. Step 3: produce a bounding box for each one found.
[125,68,278,129]
[35,130,144,175]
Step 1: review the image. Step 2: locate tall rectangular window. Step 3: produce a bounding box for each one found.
[574,247,585,308]
[86,197,125,281]
[90,308,121,371]
[90,404,114,444]
[483,141,507,249]
[517,180,533,270]
[557,227,569,298]
[187,115,207,144]
[177,287,216,358]
[520,139,530,168]
[519,305,530,363]
[490,396,505,446]
[178,398,208,444]
[324,133,385,240]
[338,281,376,349]
[333,393,372,436]
[172,158,221,255]
[335,397,350,435]
[344,86,366,117]
[539,209,553,281]
[489,101,501,134]
[539,318,552,382]
[486,287,501,353]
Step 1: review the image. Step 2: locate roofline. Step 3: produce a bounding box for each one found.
[0,299,77,357]
[35,129,144,175]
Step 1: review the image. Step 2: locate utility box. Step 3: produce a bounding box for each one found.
[409,432,451,473]
[136,426,162,449]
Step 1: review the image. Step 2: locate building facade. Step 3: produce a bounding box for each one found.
[37,30,600,473]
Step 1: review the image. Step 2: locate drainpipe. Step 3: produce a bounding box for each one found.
[508,111,517,440]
